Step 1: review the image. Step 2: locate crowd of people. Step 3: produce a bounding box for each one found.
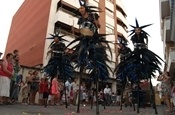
[0,59,124,108]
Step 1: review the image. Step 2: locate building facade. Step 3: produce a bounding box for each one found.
[160,0,175,79]
[5,0,128,91]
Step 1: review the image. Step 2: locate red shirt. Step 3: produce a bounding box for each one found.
[43,82,49,92]
[0,60,13,77]
[39,82,45,93]
[39,81,49,93]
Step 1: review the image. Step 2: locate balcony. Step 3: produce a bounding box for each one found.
[88,0,98,7]
[106,35,115,50]
[106,15,115,27]
[170,0,175,42]
[116,0,127,15]
[160,0,170,18]
[116,10,128,27]
[55,10,79,29]
[62,0,79,9]
[106,0,114,12]
[167,47,175,75]
[117,24,127,39]
[163,18,171,42]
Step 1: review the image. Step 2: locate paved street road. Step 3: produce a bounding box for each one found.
[0,104,173,115]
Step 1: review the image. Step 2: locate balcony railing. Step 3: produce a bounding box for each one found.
[116,0,127,15]
[106,15,115,27]
[106,0,114,12]
[117,24,128,39]
[62,0,79,9]
[160,0,170,18]
[163,18,171,42]
[55,10,79,28]
[167,47,175,71]
[116,10,128,27]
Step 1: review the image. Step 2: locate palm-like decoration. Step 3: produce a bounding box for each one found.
[43,33,72,78]
[67,33,113,113]
[116,19,164,114]
[43,33,73,108]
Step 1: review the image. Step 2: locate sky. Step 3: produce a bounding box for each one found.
[122,0,164,85]
[0,0,24,55]
[0,0,163,85]
[122,0,164,59]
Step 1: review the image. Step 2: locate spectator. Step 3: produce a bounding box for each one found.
[71,78,77,105]
[20,80,30,105]
[0,53,14,104]
[116,88,121,106]
[70,87,74,105]
[25,70,33,103]
[104,85,111,106]
[158,72,172,112]
[82,90,87,106]
[13,49,19,57]
[10,55,21,103]
[29,70,40,105]
[155,84,161,105]
[51,76,59,105]
[39,78,44,105]
[171,81,175,107]
[43,78,49,107]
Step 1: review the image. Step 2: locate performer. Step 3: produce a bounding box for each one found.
[44,32,73,108]
[44,34,72,78]
[114,36,132,110]
[128,19,163,81]
[126,19,164,114]
[67,0,112,114]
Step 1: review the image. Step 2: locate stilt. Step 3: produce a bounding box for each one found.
[64,79,68,108]
[137,82,140,113]
[102,81,106,110]
[91,85,95,109]
[133,101,135,111]
[120,87,123,110]
[76,66,84,113]
[96,71,99,115]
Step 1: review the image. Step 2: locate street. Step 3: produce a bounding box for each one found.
[0,104,173,115]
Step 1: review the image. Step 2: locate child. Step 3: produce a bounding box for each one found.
[20,81,30,105]
[70,87,74,105]
[51,77,59,105]
[43,78,49,107]
[82,90,87,106]
[39,78,44,105]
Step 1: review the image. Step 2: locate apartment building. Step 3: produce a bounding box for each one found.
[160,0,175,79]
[5,0,128,91]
